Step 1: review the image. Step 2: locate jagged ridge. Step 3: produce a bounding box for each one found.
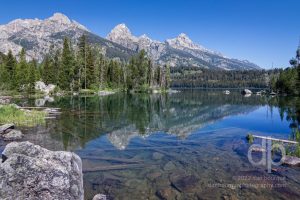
[0,13,260,70]
[107,23,260,70]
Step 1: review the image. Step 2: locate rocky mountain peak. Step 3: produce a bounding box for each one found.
[177,33,192,42]
[0,12,89,61]
[107,23,134,39]
[139,34,152,42]
[107,23,139,50]
[0,13,260,70]
[166,33,203,51]
[47,12,71,24]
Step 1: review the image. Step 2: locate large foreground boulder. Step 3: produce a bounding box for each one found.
[0,141,84,200]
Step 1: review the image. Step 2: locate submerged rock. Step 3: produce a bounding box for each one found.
[93,193,107,200]
[170,175,199,193]
[156,187,177,200]
[2,129,23,141]
[283,156,300,166]
[152,152,164,160]
[0,141,84,200]
[163,161,176,171]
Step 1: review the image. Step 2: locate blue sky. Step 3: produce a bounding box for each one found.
[0,0,299,69]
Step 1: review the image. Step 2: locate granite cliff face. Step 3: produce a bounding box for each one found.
[0,13,88,61]
[0,13,135,61]
[0,13,260,70]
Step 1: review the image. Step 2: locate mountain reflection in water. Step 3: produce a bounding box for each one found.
[6,90,300,200]
[21,91,263,150]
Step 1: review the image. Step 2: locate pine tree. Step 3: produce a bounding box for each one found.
[147,60,153,87]
[15,48,28,90]
[107,60,114,88]
[154,67,161,87]
[52,50,60,85]
[96,54,105,89]
[86,46,96,88]
[3,50,17,89]
[42,55,52,84]
[27,59,37,93]
[43,53,57,84]
[59,37,74,90]
[165,65,171,89]
[76,34,87,90]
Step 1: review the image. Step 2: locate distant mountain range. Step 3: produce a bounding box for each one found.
[0,13,260,70]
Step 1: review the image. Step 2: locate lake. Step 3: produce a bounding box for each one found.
[3,90,300,200]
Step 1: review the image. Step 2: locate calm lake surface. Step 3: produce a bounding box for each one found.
[3,90,300,200]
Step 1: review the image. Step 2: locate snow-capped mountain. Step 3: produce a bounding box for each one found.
[0,13,260,70]
[107,23,260,70]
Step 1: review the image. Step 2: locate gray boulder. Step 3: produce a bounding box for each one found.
[93,194,107,200]
[35,81,47,91]
[241,89,252,95]
[0,98,10,104]
[0,141,84,200]
[0,124,14,134]
[35,81,56,95]
[2,129,23,141]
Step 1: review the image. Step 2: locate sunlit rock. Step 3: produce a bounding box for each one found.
[0,141,84,199]
[35,81,56,95]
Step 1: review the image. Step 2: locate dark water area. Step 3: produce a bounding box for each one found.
[3,90,300,200]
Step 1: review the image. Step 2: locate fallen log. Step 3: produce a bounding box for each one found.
[44,117,57,119]
[47,112,62,115]
[83,163,145,172]
[81,156,142,164]
[21,107,61,110]
[252,135,298,144]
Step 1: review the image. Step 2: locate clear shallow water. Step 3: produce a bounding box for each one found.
[3,91,300,199]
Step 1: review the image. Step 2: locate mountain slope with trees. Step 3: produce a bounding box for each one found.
[0,35,170,93]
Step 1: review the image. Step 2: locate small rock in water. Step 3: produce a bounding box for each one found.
[170,175,199,193]
[241,89,252,95]
[146,172,162,181]
[93,193,107,200]
[0,124,15,134]
[283,156,300,166]
[152,152,164,160]
[156,187,177,200]
[2,129,23,141]
[163,161,176,171]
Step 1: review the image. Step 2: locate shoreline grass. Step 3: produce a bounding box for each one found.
[0,104,47,127]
